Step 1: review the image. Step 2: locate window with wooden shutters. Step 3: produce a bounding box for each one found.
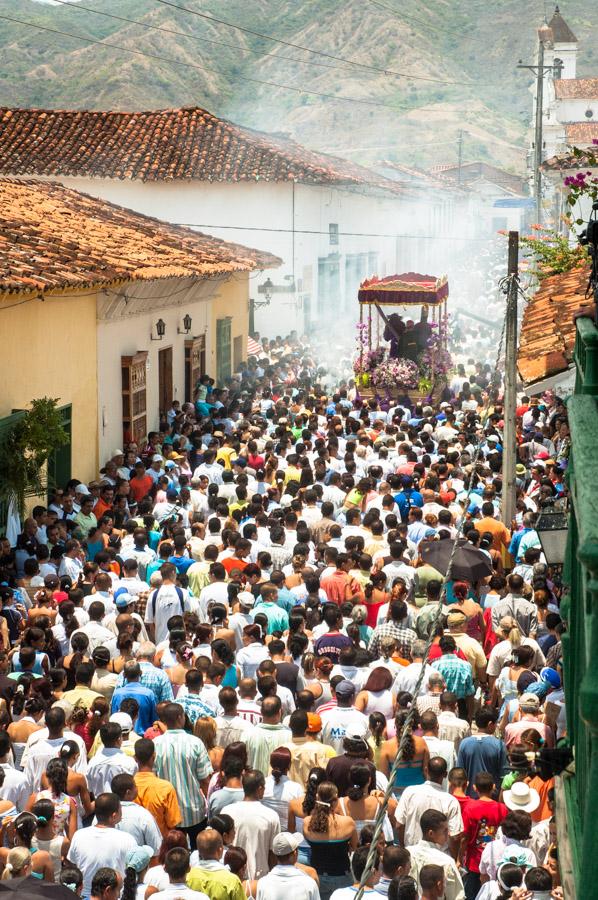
[122,351,148,445]
[185,335,206,403]
[216,317,232,384]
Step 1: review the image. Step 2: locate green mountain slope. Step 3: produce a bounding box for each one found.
[0,0,595,173]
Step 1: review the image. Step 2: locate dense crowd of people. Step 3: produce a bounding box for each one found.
[0,325,569,900]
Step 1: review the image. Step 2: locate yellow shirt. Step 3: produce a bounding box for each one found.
[216,446,236,470]
[134,770,182,836]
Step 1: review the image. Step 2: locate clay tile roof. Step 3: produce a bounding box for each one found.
[0,106,403,195]
[554,78,598,100]
[518,265,591,384]
[548,6,578,43]
[0,178,280,295]
[543,149,598,171]
[565,123,598,145]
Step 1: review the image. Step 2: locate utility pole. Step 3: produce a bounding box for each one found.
[518,22,555,224]
[457,130,464,185]
[502,231,519,529]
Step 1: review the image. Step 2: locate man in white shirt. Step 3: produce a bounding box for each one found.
[437,693,470,752]
[67,793,138,899]
[256,831,320,900]
[397,757,463,849]
[421,710,456,773]
[144,563,191,644]
[223,769,281,881]
[0,732,28,809]
[406,810,465,900]
[215,687,252,747]
[320,680,369,754]
[393,640,434,696]
[87,721,137,797]
[72,600,118,656]
[58,539,83,583]
[244,696,291,776]
[22,706,87,792]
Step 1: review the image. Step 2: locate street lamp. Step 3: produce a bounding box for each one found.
[177,313,192,334]
[151,318,166,341]
[536,506,569,566]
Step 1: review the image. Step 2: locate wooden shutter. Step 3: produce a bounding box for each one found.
[122,351,148,445]
[185,335,206,403]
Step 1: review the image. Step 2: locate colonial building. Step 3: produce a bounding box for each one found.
[0,178,278,480]
[0,105,407,337]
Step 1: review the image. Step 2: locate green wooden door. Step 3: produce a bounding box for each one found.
[216,317,232,384]
[47,404,72,493]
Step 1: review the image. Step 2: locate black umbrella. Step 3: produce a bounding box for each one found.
[420,538,493,583]
[0,877,76,900]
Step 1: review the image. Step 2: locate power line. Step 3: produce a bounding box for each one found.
[366,0,464,36]
[172,222,493,242]
[47,0,363,76]
[151,0,483,85]
[0,13,399,110]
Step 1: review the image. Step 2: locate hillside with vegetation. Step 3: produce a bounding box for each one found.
[0,0,596,174]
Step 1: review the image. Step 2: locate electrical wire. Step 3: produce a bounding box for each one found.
[353,296,510,899]
[151,0,484,85]
[366,0,464,36]
[172,222,493,242]
[47,0,365,76]
[0,13,400,110]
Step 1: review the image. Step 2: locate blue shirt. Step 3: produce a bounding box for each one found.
[457,734,509,798]
[111,682,157,735]
[395,489,423,522]
[168,555,195,575]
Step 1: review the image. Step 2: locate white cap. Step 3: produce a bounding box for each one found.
[272,832,304,856]
[237,590,255,607]
[110,712,133,733]
[152,454,163,462]
[112,449,124,457]
[75,484,91,496]
[503,781,540,813]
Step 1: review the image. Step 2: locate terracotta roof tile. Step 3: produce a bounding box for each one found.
[0,178,280,295]
[565,123,598,145]
[0,106,403,195]
[543,149,598,171]
[518,265,591,383]
[554,78,598,100]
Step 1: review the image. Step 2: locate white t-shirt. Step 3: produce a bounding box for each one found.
[151,884,208,900]
[319,707,370,754]
[144,583,191,644]
[223,800,280,880]
[68,825,137,897]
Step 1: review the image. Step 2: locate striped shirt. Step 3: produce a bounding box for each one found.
[153,729,213,826]
[116,661,174,704]
[431,654,475,699]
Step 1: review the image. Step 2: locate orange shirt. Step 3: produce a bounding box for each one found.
[474,517,510,551]
[134,770,182,836]
[93,498,113,520]
[129,474,154,503]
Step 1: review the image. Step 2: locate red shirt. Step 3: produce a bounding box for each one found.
[462,798,508,871]
[129,474,154,503]
[222,556,248,575]
[427,643,468,662]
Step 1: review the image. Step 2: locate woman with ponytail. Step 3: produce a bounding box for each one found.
[30,798,69,880]
[262,747,303,829]
[62,633,90,690]
[39,741,94,822]
[363,571,390,628]
[336,762,396,840]
[302,781,357,900]
[7,690,44,767]
[1,847,31,880]
[121,846,153,900]
[27,758,77,839]
[379,708,429,798]
[0,812,54,880]
[287,766,326,865]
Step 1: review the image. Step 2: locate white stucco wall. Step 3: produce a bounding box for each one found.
[95,274,247,464]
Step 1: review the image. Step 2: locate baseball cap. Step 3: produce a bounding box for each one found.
[335,679,356,699]
[152,454,163,462]
[272,832,304,856]
[519,693,540,712]
[486,435,498,442]
[112,449,124,458]
[165,461,177,469]
[344,719,369,741]
[125,846,154,873]
[75,483,91,496]
[447,610,467,626]
[237,590,256,608]
[306,713,322,734]
[109,712,133,733]
[166,488,178,500]
[540,667,561,689]
[115,592,134,609]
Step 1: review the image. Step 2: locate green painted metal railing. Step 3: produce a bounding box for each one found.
[562,316,598,897]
